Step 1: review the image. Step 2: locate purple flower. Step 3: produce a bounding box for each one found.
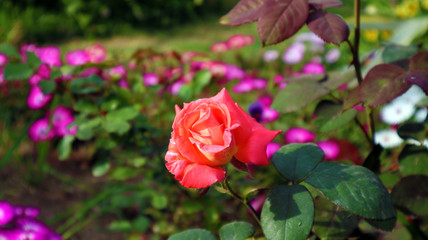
[282,42,305,64]
[302,62,325,75]
[284,127,316,144]
[0,53,8,67]
[0,68,5,85]
[35,46,62,67]
[84,43,107,63]
[27,86,52,110]
[224,65,245,82]
[252,78,267,90]
[325,48,340,63]
[143,73,159,86]
[232,78,254,93]
[65,50,89,66]
[50,106,77,137]
[14,206,40,218]
[169,80,184,95]
[317,140,340,160]
[37,64,51,79]
[266,142,282,159]
[0,201,14,226]
[248,96,279,123]
[118,79,130,89]
[15,217,50,235]
[263,50,279,62]
[28,118,55,142]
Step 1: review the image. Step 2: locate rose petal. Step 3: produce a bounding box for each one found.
[179,164,226,189]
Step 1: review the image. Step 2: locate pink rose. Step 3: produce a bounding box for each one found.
[165,89,282,189]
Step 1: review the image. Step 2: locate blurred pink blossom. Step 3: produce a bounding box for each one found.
[227,34,254,49]
[325,48,341,63]
[302,62,325,75]
[65,50,89,66]
[0,53,8,67]
[35,46,62,67]
[50,105,77,137]
[266,142,282,159]
[317,140,340,160]
[118,79,130,89]
[282,42,305,64]
[106,65,127,79]
[28,118,55,142]
[263,50,279,62]
[284,127,316,144]
[27,86,52,109]
[84,43,107,63]
[210,41,229,53]
[143,73,159,86]
[0,201,14,226]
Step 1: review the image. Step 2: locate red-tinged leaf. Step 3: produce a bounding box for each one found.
[307,10,349,45]
[406,70,428,95]
[219,0,265,26]
[409,51,428,71]
[308,0,344,10]
[343,87,361,110]
[360,64,410,107]
[257,0,309,46]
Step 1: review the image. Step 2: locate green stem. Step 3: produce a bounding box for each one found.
[222,179,262,227]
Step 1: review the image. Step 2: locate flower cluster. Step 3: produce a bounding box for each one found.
[0,200,61,240]
[210,34,254,53]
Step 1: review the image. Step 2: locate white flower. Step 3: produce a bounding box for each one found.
[374,129,403,149]
[415,108,428,122]
[380,100,415,125]
[394,85,425,105]
[263,50,279,62]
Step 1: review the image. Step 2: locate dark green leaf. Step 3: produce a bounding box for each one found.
[261,184,314,240]
[132,216,150,233]
[363,144,383,174]
[272,77,329,113]
[38,80,56,94]
[313,101,357,132]
[308,0,344,9]
[397,122,426,141]
[305,162,396,220]
[409,51,428,71]
[366,218,397,231]
[101,99,121,111]
[71,75,105,94]
[382,44,418,63]
[168,229,217,240]
[272,143,324,183]
[92,158,111,177]
[219,221,254,240]
[57,135,74,160]
[391,175,428,216]
[0,43,21,59]
[4,62,33,80]
[313,196,359,239]
[74,100,98,114]
[26,52,42,69]
[399,145,428,176]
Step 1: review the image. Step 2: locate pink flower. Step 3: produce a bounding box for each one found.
[325,48,340,63]
[317,140,340,160]
[84,43,107,63]
[284,127,316,144]
[210,42,229,53]
[248,96,279,123]
[80,67,102,78]
[50,106,77,137]
[118,79,130,89]
[14,206,40,218]
[0,201,15,226]
[227,34,254,49]
[232,78,255,93]
[19,43,37,62]
[165,89,282,188]
[28,118,55,142]
[0,68,5,85]
[225,65,245,81]
[266,142,282,159]
[143,73,159,86]
[249,193,267,214]
[263,50,279,62]
[0,53,8,67]
[65,50,89,66]
[302,62,325,75]
[106,65,127,79]
[35,46,62,67]
[27,86,52,110]
[169,80,184,95]
[282,42,305,64]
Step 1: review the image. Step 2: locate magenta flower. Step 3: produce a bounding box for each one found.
[284,127,316,144]
[65,50,89,66]
[37,64,51,79]
[15,217,51,237]
[224,65,245,82]
[249,193,267,214]
[0,201,14,226]
[80,67,102,78]
[14,206,40,218]
[168,80,184,95]
[143,73,159,86]
[0,53,8,67]
[266,142,282,159]
[317,140,340,160]
[232,78,255,93]
[35,46,62,67]
[302,62,325,75]
[50,106,77,137]
[252,78,267,89]
[106,65,127,80]
[84,43,107,63]
[0,68,4,85]
[27,86,52,110]
[210,41,229,53]
[118,79,130,89]
[226,34,254,49]
[207,61,227,78]
[248,96,279,123]
[28,118,55,142]
[19,43,37,62]
[282,42,305,64]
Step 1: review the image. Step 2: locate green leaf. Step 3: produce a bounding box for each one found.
[382,44,418,63]
[366,218,397,231]
[57,135,75,160]
[151,194,168,210]
[397,122,426,141]
[272,143,324,183]
[261,184,314,240]
[391,175,428,216]
[390,17,428,45]
[101,99,121,111]
[182,200,204,214]
[4,62,33,80]
[26,52,42,69]
[109,166,139,181]
[71,75,105,94]
[168,229,217,240]
[103,120,130,135]
[313,196,359,239]
[108,220,133,232]
[92,158,111,177]
[399,145,428,176]
[106,107,139,122]
[219,221,254,240]
[193,70,211,94]
[76,127,94,140]
[178,84,193,100]
[38,80,56,94]
[304,162,396,220]
[132,216,150,233]
[74,100,98,114]
[313,101,358,132]
[0,42,21,58]
[272,77,329,113]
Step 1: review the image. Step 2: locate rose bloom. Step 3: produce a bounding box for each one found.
[165,89,281,188]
